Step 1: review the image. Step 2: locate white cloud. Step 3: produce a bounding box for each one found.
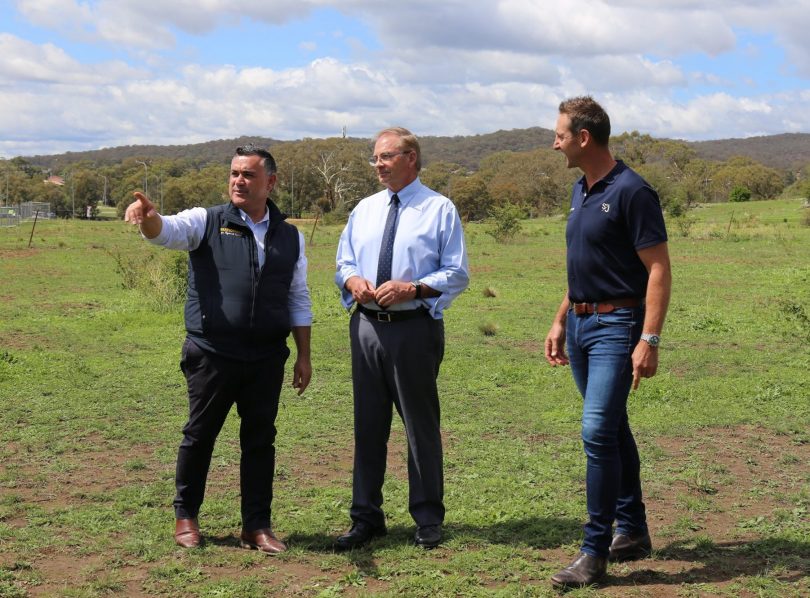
[3,1,810,156]
[0,34,144,84]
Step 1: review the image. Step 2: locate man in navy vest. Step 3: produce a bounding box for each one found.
[124,144,312,554]
[544,97,671,588]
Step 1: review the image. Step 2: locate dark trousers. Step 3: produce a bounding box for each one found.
[349,310,446,528]
[174,337,288,531]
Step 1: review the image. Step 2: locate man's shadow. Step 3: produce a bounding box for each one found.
[286,516,583,578]
[607,537,810,588]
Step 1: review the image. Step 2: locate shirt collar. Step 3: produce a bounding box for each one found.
[388,177,421,207]
[577,160,627,194]
[238,206,269,226]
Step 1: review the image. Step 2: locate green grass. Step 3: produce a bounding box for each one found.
[0,199,808,596]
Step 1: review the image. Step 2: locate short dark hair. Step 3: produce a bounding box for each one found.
[558,96,611,146]
[235,144,277,175]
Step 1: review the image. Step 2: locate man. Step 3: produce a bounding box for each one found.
[544,97,671,588]
[334,127,469,550]
[124,144,312,554]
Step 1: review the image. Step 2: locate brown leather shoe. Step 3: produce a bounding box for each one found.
[240,528,287,554]
[609,531,652,562]
[174,518,201,548]
[550,552,607,589]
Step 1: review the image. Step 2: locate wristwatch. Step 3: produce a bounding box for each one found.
[640,333,660,348]
[411,280,422,300]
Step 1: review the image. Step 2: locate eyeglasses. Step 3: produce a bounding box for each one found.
[368,151,411,166]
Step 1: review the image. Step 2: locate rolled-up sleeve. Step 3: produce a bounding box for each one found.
[147,207,207,251]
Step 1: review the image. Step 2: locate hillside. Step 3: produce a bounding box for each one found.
[21,129,809,172]
[688,133,810,171]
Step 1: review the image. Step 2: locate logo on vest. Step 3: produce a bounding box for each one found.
[601,203,611,213]
[220,227,245,237]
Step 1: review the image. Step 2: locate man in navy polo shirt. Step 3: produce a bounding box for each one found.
[544,96,672,589]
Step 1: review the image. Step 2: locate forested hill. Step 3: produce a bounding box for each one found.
[27,136,289,171]
[23,128,808,172]
[689,133,810,171]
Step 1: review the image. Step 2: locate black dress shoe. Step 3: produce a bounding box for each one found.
[550,552,607,589]
[414,524,442,549]
[609,531,652,562]
[334,521,386,551]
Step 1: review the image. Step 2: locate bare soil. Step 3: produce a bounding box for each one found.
[1,425,807,596]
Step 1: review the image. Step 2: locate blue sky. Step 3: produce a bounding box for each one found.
[1,1,809,158]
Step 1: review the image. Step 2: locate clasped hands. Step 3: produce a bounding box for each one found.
[345,276,414,309]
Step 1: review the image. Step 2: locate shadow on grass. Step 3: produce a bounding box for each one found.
[609,537,810,588]
[285,517,582,579]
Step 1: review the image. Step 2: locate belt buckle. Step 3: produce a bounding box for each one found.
[376,311,392,322]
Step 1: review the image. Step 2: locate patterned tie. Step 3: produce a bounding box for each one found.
[375,193,400,287]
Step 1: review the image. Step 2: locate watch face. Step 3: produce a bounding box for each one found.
[642,333,660,347]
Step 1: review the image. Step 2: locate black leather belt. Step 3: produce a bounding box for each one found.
[356,304,428,322]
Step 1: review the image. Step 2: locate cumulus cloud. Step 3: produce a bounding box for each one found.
[0,34,144,84]
[2,0,810,155]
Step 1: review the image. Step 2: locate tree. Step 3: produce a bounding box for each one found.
[450,172,491,221]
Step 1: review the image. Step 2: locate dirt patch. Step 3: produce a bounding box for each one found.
[558,425,810,597]
[2,425,806,596]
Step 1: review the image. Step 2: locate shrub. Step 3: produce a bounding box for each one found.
[485,204,523,242]
[729,186,752,202]
[673,215,697,237]
[111,249,188,311]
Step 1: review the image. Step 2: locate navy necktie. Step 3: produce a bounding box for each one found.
[376,193,400,287]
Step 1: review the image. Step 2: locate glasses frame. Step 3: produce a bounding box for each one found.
[368,150,412,166]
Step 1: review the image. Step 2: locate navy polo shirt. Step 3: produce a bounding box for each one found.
[565,160,667,303]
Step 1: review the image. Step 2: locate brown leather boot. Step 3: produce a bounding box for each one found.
[174,518,201,548]
[550,552,607,589]
[609,531,652,562]
[240,528,287,554]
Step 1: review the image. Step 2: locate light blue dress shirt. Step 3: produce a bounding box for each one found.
[335,178,469,319]
[148,206,313,327]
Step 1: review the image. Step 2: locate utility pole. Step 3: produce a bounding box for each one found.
[136,160,149,197]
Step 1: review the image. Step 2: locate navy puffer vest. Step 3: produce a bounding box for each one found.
[184,201,299,361]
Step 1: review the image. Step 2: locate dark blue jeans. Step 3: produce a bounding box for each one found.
[566,306,648,557]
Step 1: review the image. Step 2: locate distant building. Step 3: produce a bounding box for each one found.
[44,175,65,186]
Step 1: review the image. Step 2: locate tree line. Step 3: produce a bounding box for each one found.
[2,132,808,221]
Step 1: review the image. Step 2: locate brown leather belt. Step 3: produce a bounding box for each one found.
[571,298,642,316]
[356,304,428,322]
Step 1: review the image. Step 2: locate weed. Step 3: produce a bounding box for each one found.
[479,322,499,336]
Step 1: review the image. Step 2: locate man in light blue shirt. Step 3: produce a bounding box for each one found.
[334,127,469,550]
[125,144,311,555]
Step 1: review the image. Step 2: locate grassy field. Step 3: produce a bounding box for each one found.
[0,199,808,597]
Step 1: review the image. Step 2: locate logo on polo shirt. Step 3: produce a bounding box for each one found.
[601,203,611,213]
[220,226,245,237]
